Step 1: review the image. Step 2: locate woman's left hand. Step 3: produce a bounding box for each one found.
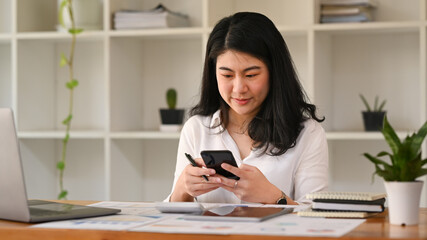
[219,163,282,204]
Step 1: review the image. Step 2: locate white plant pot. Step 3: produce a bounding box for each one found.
[384,181,423,225]
[57,0,102,31]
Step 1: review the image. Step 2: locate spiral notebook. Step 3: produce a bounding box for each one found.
[297,208,378,218]
[305,192,386,201]
[299,191,387,218]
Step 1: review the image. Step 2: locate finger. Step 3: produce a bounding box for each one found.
[187,180,222,196]
[187,164,215,177]
[188,173,221,185]
[194,158,207,168]
[221,163,242,177]
[217,175,237,188]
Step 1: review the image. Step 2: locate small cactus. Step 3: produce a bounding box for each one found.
[166,88,177,109]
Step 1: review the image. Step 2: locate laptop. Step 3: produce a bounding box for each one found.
[0,108,120,223]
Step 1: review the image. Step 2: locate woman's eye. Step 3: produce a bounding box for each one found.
[222,74,233,78]
[246,74,258,78]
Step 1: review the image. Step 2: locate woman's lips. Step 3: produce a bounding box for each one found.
[233,98,250,105]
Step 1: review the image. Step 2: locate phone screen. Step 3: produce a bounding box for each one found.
[200,150,240,180]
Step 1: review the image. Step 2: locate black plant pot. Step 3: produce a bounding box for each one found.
[159,109,185,125]
[362,111,386,131]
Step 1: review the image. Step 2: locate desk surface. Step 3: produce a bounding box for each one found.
[0,201,426,240]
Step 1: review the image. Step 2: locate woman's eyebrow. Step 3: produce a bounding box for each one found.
[218,66,261,72]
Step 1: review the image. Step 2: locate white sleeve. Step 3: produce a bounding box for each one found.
[293,121,329,204]
[163,117,197,202]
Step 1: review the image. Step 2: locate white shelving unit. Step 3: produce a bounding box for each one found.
[0,0,426,205]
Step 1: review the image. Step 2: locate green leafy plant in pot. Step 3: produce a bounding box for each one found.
[159,88,185,131]
[363,116,427,225]
[360,94,386,131]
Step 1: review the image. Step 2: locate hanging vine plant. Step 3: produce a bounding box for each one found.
[57,0,83,200]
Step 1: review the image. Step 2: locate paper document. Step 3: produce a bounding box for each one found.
[236,214,365,237]
[31,201,365,237]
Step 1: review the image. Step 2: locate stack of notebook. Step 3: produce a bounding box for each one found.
[114,4,190,30]
[320,0,377,23]
[298,191,386,218]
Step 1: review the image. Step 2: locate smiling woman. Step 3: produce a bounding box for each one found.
[167,12,328,206]
[216,50,270,124]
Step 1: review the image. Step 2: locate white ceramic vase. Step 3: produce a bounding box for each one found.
[384,181,423,225]
[57,0,102,31]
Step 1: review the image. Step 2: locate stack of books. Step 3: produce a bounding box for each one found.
[320,0,377,23]
[298,191,387,218]
[114,4,190,30]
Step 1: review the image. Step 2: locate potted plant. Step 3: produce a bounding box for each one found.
[363,116,427,225]
[360,94,387,131]
[159,88,185,131]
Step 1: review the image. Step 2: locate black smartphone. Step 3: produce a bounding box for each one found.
[200,150,240,180]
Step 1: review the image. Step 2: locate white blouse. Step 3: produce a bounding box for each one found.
[168,110,328,204]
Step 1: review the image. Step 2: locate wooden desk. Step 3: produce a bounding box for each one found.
[0,201,426,240]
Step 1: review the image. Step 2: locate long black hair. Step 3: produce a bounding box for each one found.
[190,12,324,156]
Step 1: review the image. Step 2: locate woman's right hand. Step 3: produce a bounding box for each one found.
[170,158,221,202]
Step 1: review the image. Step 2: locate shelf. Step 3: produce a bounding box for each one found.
[16,31,105,41]
[313,21,422,34]
[326,131,416,140]
[18,131,106,139]
[108,28,206,39]
[110,131,180,139]
[0,34,11,42]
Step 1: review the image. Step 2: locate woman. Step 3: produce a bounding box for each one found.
[168,12,328,204]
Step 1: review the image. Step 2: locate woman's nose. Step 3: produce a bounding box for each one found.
[233,76,248,93]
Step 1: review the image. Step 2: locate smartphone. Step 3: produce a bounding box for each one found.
[200,150,240,180]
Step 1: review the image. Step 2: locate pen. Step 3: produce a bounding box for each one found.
[185,153,209,181]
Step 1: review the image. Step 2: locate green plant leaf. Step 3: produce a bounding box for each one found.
[58,190,68,200]
[374,95,379,111]
[68,28,84,35]
[66,79,78,89]
[58,0,68,29]
[71,79,79,87]
[56,161,65,170]
[166,88,177,109]
[66,82,73,89]
[60,53,68,67]
[381,116,401,155]
[417,168,427,178]
[378,100,386,112]
[364,153,393,170]
[359,94,371,112]
[410,120,427,158]
[63,133,70,144]
[62,114,72,125]
[377,151,391,157]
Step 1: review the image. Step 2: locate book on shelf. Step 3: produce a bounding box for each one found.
[321,6,372,16]
[320,12,373,23]
[114,4,190,30]
[320,0,377,7]
[312,198,386,213]
[320,0,376,23]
